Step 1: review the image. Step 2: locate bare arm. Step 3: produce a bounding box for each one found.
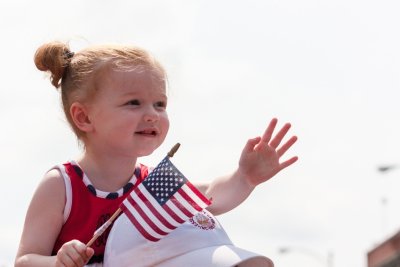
[200,118,298,215]
[15,169,93,267]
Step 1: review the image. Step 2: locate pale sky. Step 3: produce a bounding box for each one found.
[1,1,400,266]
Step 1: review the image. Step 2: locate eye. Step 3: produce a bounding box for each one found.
[126,99,140,106]
[155,101,167,109]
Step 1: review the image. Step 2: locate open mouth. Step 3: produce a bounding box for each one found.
[135,129,158,136]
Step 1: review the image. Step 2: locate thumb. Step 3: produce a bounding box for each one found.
[86,247,94,258]
[243,136,261,152]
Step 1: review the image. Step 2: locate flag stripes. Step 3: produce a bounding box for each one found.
[120,156,211,242]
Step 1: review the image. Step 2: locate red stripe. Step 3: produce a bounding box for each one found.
[178,187,202,211]
[162,203,185,224]
[125,192,169,236]
[121,202,160,242]
[169,195,194,218]
[135,189,176,230]
[186,181,212,205]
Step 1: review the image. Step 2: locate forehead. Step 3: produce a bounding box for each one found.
[95,66,166,95]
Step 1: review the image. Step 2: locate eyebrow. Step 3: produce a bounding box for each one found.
[120,91,168,99]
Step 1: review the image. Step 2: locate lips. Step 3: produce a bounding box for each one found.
[135,128,158,136]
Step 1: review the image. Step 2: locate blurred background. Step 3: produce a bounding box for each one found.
[1,1,400,266]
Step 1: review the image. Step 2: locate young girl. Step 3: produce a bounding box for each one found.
[15,41,298,267]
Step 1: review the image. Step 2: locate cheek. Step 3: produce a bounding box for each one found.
[161,114,170,135]
[164,116,170,133]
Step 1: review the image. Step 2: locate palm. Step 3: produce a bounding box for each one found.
[239,118,298,186]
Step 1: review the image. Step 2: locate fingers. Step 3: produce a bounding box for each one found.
[279,156,299,171]
[57,240,92,267]
[277,135,298,157]
[260,118,295,150]
[260,118,278,144]
[269,122,292,149]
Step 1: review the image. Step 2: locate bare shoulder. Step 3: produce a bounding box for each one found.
[28,168,66,219]
[36,168,66,201]
[16,168,67,258]
[42,167,64,183]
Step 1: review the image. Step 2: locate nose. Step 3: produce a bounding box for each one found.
[143,106,159,122]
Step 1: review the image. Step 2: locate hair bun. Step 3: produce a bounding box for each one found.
[34,41,72,88]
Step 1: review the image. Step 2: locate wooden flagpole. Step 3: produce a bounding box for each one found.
[86,208,122,247]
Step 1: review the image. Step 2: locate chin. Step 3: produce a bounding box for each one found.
[136,145,160,158]
[136,151,153,157]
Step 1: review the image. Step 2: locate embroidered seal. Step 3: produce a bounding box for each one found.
[190,211,215,230]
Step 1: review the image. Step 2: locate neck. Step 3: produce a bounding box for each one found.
[77,148,138,192]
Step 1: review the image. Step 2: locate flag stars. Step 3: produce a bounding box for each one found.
[142,158,190,203]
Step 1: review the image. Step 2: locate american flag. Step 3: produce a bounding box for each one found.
[120,156,212,242]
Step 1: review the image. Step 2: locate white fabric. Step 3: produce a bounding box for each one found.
[69,160,139,198]
[104,210,273,267]
[50,165,73,223]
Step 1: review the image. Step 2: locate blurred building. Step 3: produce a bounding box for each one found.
[368,231,400,267]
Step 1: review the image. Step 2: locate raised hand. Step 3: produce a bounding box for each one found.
[238,118,298,187]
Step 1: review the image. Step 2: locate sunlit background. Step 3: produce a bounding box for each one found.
[1,1,400,266]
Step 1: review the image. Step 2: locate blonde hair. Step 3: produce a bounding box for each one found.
[34,41,166,138]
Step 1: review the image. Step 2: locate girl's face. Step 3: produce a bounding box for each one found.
[84,67,169,158]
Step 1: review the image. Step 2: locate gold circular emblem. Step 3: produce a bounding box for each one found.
[189,211,215,230]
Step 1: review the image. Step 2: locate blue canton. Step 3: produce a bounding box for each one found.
[142,157,187,205]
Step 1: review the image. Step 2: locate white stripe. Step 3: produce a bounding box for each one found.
[181,184,210,209]
[123,197,165,240]
[174,190,199,215]
[128,188,176,232]
[139,185,183,227]
[51,165,72,223]
[164,198,191,221]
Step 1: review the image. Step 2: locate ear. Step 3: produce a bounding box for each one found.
[70,102,93,133]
